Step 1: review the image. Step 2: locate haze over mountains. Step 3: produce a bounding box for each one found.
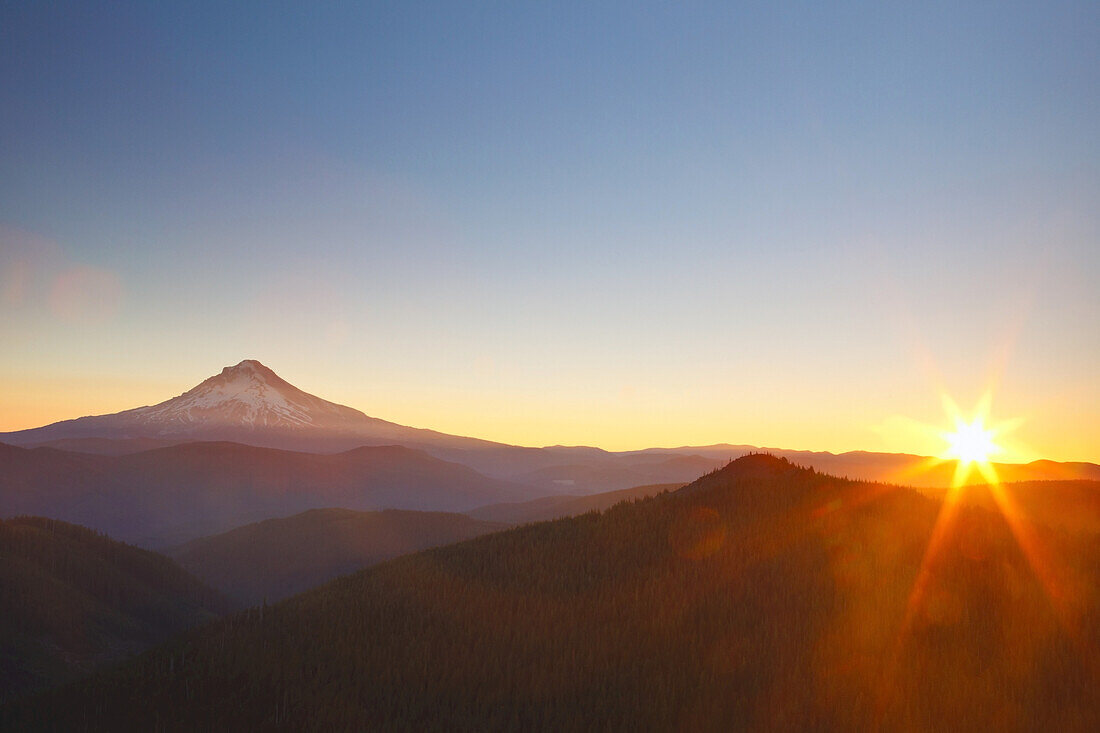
[0,441,529,547]
[2,360,1096,494]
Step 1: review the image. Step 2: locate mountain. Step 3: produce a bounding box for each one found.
[0,517,229,704]
[170,508,506,606]
[6,455,1096,730]
[468,482,683,524]
[0,441,531,547]
[1,360,439,450]
[0,360,599,479]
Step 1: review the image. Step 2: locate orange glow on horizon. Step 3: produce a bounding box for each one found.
[1,364,1096,465]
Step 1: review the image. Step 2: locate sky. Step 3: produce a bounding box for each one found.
[1,1,1097,462]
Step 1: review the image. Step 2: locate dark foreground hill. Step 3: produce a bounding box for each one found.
[170,509,506,606]
[0,440,531,546]
[4,455,1098,731]
[0,517,229,703]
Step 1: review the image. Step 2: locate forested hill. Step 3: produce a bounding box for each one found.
[0,517,230,703]
[4,455,1098,731]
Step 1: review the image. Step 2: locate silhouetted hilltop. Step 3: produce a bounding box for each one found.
[681,451,803,487]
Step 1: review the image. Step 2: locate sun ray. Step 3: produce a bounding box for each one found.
[985,482,1083,637]
[875,390,1033,723]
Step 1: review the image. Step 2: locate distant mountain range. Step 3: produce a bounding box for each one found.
[170,508,505,606]
[0,440,530,546]
[2,359,1097,494]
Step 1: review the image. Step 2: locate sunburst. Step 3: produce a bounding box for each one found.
[938,392,1012,486]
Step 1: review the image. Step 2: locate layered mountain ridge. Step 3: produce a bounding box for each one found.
[2,360,1097,491]
[0,440,532,546]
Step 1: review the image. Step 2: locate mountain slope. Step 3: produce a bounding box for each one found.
[467,482,683,524]
[22,437,186,455]
[510,455,719,493]
[170,508,506,606]
[6,455,1097,730]
[0,517,229,703]
[0,441,532,546]
[919,479,1100,535]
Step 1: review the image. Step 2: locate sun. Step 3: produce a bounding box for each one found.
[942,416,999,466]
[937,392,1015,486]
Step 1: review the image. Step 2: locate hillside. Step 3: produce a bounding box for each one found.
[0,517,229,703]
[468,482,683,524]
[919,479,1100,535]
[0,441,532,546]
[5,455,1097,730]
[170,509,506,606]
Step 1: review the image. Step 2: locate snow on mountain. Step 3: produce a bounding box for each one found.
[0,359,411,448]
[120,359,365,432]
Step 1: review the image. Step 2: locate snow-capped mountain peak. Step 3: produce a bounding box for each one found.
[0,358,438,449]
[124,359,366,432]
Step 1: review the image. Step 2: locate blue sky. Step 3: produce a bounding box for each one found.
[1,1,1097,460]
